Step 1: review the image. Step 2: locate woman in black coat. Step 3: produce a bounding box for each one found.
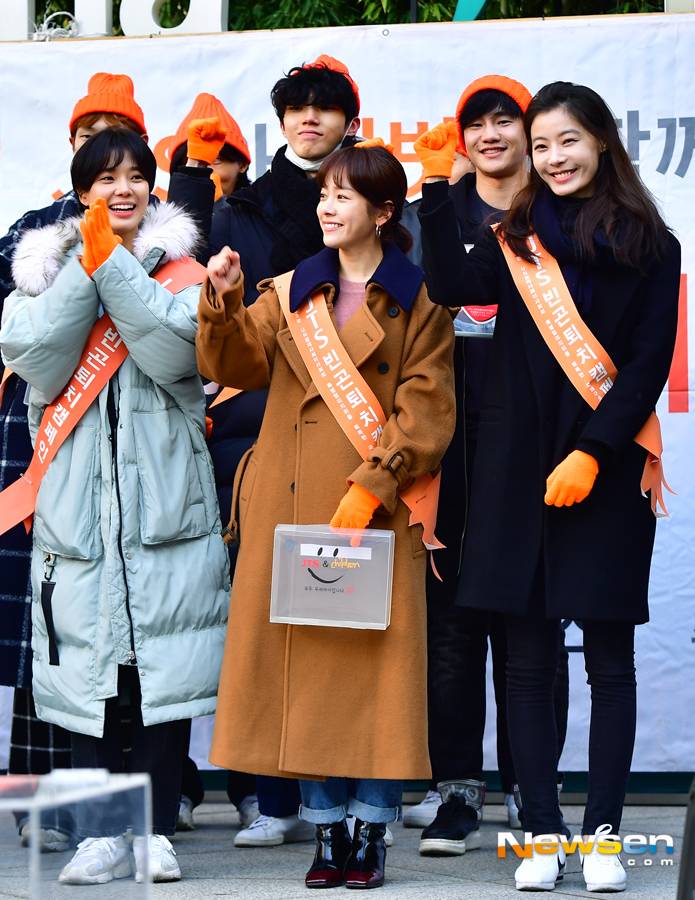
[421,82,680,892]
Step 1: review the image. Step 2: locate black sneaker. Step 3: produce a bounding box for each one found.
[418,779,484,856]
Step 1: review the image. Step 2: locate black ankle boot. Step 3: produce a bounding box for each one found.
[305,820,352,888]
[344,819,387,889]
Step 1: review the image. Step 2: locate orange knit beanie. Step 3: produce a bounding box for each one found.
[169,93,251,167]
[70,73,146,134]
[455,75,532,157]
[302,54,360,116]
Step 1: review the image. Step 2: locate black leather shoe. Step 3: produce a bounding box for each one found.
[305,820,352,888]
[344,820,386,889]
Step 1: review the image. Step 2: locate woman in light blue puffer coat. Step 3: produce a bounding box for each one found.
[0,129,230,884]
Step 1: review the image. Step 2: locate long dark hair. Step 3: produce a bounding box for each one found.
[499,82,670,267]
[317,146,412,254]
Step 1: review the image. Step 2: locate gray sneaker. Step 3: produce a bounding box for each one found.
[20,823,70,852]
[177,795,195,831]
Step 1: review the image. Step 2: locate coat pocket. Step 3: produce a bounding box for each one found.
[34,424,100,561]
[131,408,210,544]
[411,522,427,558]
[236,450,259,542]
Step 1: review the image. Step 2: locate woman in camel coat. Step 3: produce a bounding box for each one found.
[197,143,455,888]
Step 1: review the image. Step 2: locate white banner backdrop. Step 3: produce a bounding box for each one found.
[0,16,693,773]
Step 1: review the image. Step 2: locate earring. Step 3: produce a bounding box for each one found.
[376,224,382,238]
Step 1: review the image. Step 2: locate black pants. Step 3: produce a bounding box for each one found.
[70,666,189,836]
[427,604,569,792]
[506,608,636,836]
[179,718,205,809]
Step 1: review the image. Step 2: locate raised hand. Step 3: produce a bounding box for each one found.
[413,121,459,180]
[207,246,241,294]
[187,117,228,165]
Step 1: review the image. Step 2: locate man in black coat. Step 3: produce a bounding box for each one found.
[407,75,569,856]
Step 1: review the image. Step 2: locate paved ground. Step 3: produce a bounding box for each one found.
[0,794,685,899]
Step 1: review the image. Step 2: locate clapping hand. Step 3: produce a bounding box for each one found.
[80,197,122,278]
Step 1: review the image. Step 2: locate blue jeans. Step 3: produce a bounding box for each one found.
[299,778,403,825]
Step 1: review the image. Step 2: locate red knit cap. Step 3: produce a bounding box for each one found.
[168,93,251,167]
[455,75,532,157]
[302,54,360,116]
[70,73,146,134]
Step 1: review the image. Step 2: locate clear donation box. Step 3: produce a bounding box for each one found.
[0,769,151,898]
[270,524,395,630]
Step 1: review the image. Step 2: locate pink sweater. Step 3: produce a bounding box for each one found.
[335,278,366,331]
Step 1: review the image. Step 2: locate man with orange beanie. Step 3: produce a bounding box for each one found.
[166,93,252,238]
[404,75,569,856]
[0,73,147,311]
[0,72,148,853]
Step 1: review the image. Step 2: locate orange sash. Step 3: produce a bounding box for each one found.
[0,255,207,538]
[210,386,243,408]
[274,271,444,552]
[497,232,674,517]
[0,366,12,409]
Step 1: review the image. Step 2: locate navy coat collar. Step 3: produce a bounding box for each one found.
[288,243,424,314]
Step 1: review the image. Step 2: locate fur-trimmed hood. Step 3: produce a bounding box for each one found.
[11,202,201,297]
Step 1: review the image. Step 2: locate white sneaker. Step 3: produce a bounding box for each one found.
[515,840,565,891]
[133,833,181,882]
[177,795,195,831]
[58,836,132,884]
[403,790,442,828]
[20,824,70,852]
[346,816,394,847]
[237,793,261,828]
[505,793,522,829]
[580,824,627,892]
[234,813,315,847]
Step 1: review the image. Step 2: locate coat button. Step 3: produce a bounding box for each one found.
[126,553,132,560]
[378,362,389,374]
[291,482,295,492]
[388,306,399,318]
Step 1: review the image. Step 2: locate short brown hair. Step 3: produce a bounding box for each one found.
[71,112,145,139]
[318,146,412,254]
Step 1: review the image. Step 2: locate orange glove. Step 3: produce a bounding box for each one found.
[79,198,122,278]
[330,483,381,547]
[188,117,228,164]
[413,121,458,179]
[544,450,599,507]
[356,137,395,154]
